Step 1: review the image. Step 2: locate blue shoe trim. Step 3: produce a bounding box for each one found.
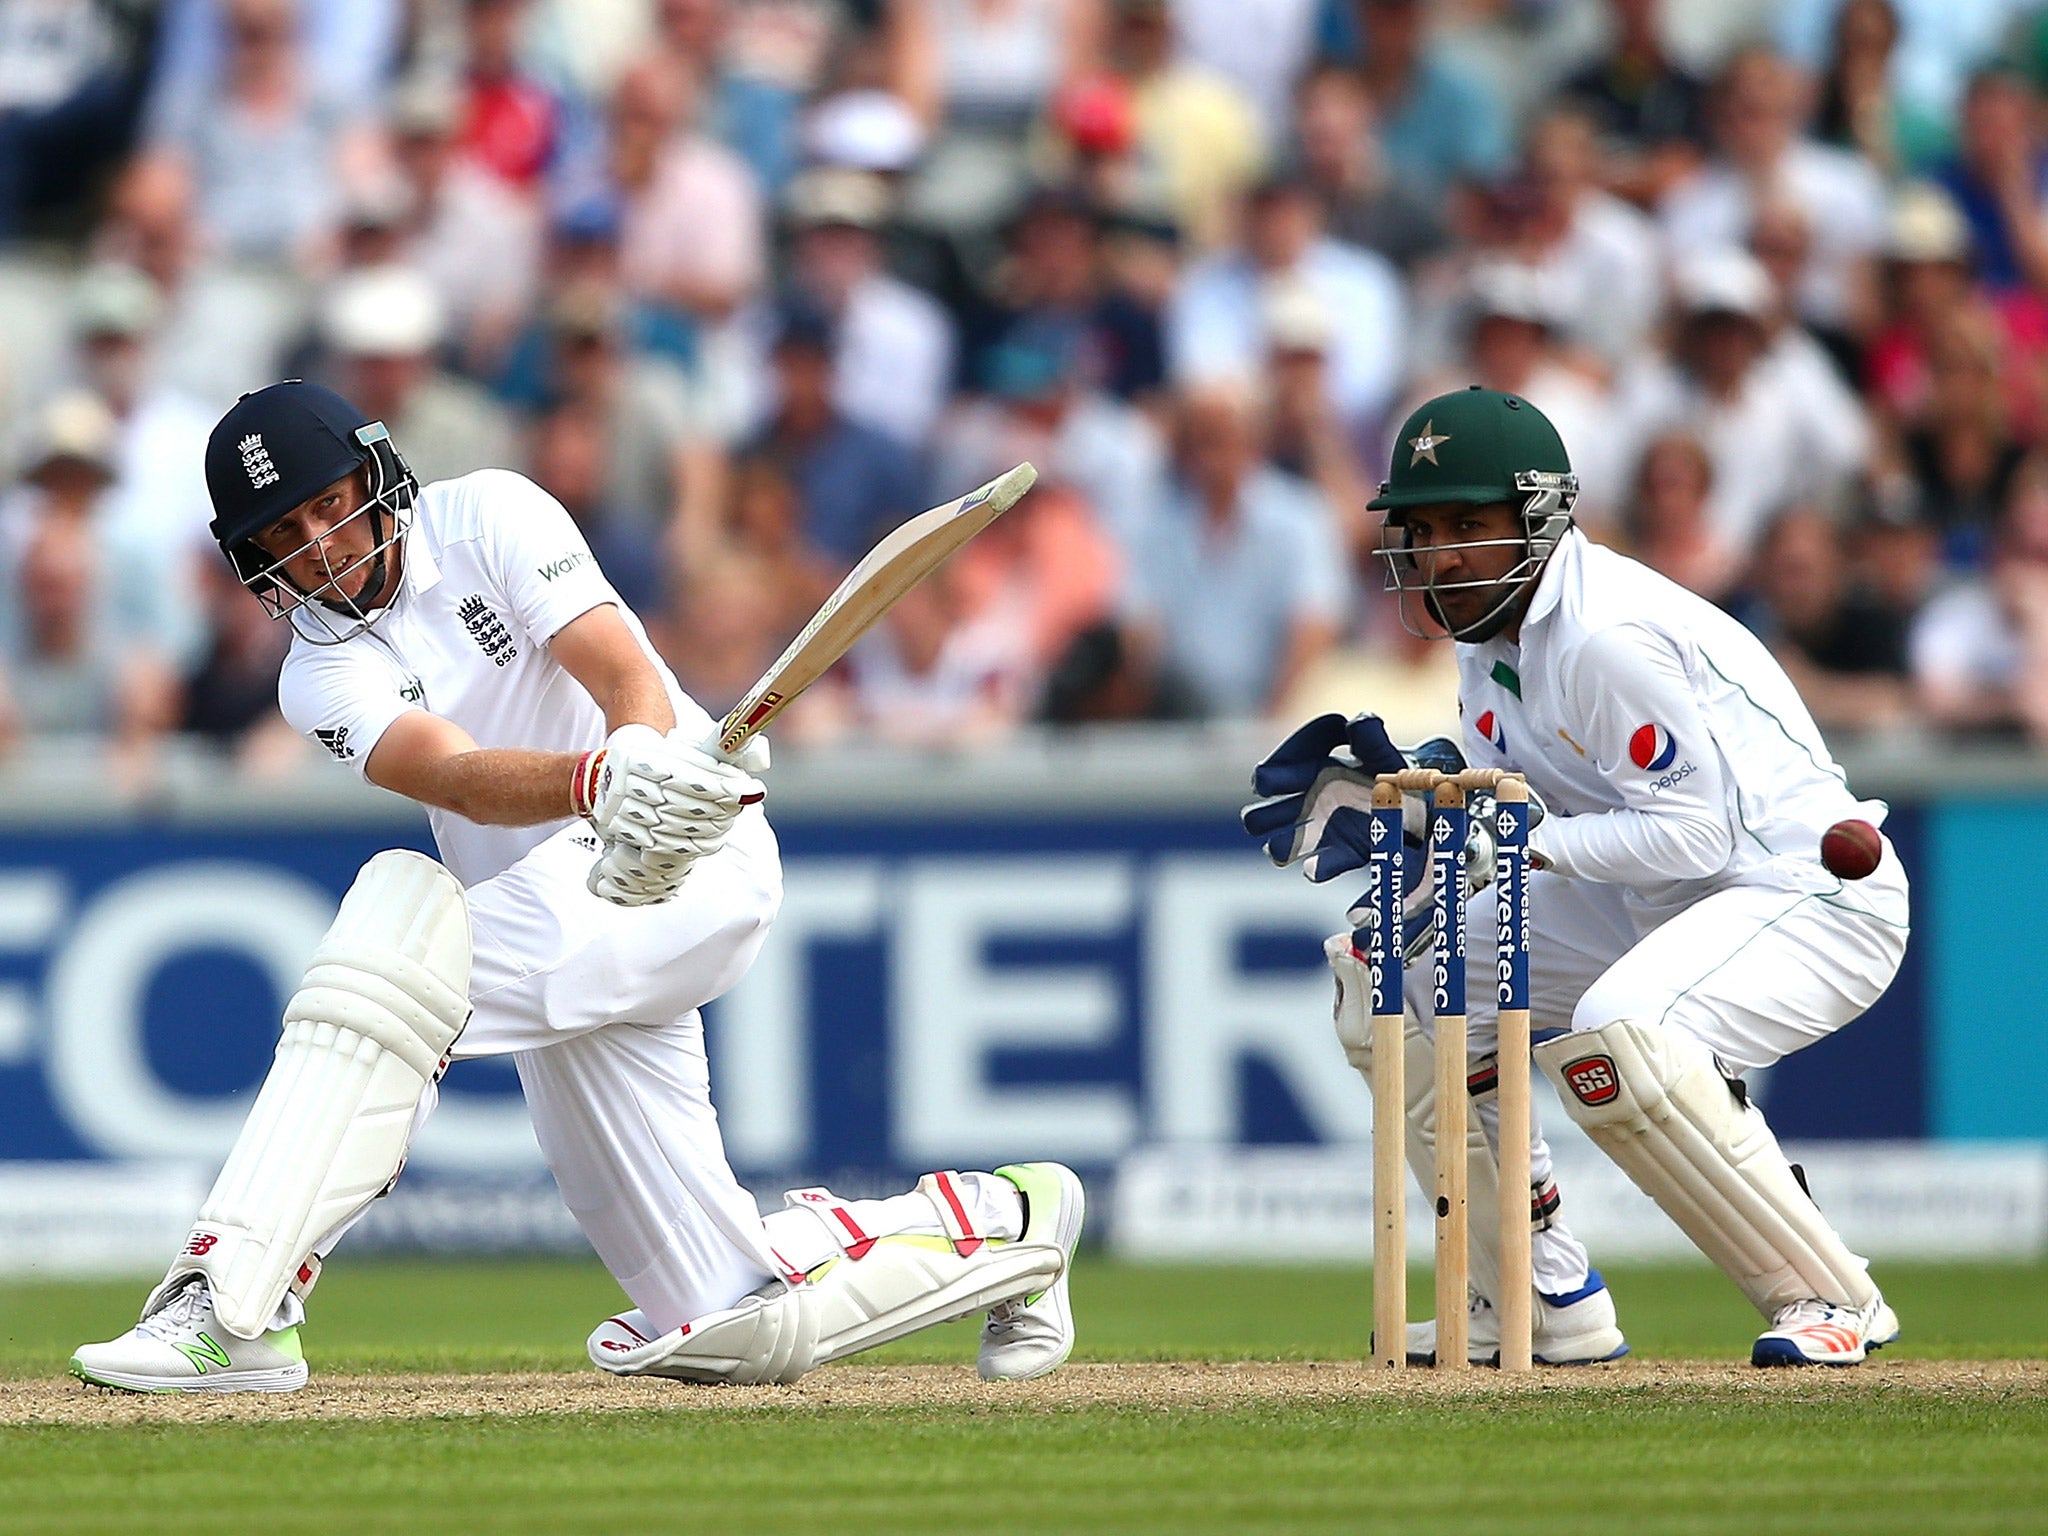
[1533,1339,1630,1367]
[1752,1336,1817,1367]
[1539,1269,1608,1310]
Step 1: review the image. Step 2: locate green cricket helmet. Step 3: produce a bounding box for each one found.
[1370,385,1579,642]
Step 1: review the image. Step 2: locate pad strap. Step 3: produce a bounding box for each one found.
[915,1171,986,1257]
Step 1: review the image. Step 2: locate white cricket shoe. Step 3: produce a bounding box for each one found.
[978,1162,1085,1381]
[70,1280,308,1394]
[1396,1272,1629,1367]
[1752,1295,1900,1367]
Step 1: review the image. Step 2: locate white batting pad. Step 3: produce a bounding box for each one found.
[590,1235,1064,1384]
[1536,1017,1876,1318]
[147,851,472,1338]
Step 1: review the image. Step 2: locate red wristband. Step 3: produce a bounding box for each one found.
[571,748,605,819]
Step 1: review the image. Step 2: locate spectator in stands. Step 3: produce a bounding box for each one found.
[1169,170,1405,437]
[1291,62,1446,274]
[1560,0,1709,206]
[0,0,147,241]
[1120,383,1346,717]
[527,399,665,617]
[947,476,1120,685]
[651,0,802,197]
[740,303,921,569]
[1865,183,1983,429]
[827,562,1035,749]
[1342,0,1510,196]
[1096,0,1265,251]
[1893,303,2028,568]
[1618,248,1869,562]
[1732,505,1912,732]
[1661,47,1889,356]
[89,157,294,410]
[783,166,955,449]
[1510,106,1663,369]
[1258,277,1371,559]
[455,0,560,194]
[654,544,798,721]
[542,279,726,564]
[934,311,1164,556]
[607,54,764,428]
[317,265,521,486]
[384,74,543,378]
[1623,430,1741,604]
[1168,0,1319,140]
[1856,477,1948,625]
[62,262,212,667]
[1933,68,2048,297]
[973,185,1163,410]
[180,556,301,774]
[1911,453,2048,741]
[143,0,400,125]
[0,391,178,773]
[135,0,376,269]
[1811,0,1945,178]
[1747,199,1879,452]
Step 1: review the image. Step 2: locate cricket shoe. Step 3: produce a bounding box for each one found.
[70,1280,308,1394]
[978,1162,1085,1381]
[1751,1295,1900,1367]
[1395,1272,1630,1367]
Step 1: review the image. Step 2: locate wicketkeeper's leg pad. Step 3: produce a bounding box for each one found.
[145,851,472,1338]
[1536,1017,1876,1318]
[589,1232,1064,1384]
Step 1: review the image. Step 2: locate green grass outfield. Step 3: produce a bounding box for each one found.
[2,1259,2044,1536]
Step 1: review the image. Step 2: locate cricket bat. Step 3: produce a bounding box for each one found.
[715,462,1039,757]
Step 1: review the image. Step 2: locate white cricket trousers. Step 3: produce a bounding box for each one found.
[308,812,1025,1337]
[1408,841,1910,1295]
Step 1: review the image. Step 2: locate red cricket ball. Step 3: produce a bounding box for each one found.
[1820,819,1883,881]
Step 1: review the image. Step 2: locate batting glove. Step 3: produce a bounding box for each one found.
[572,725,766,858]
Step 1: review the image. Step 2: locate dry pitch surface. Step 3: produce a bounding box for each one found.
[10,1357,2045,1425]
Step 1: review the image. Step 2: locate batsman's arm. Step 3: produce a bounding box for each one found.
[366,608,685,826]
[548,603,677,737]
[365,713,585,827]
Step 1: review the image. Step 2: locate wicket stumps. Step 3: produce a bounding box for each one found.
[1361,769,1534,1372]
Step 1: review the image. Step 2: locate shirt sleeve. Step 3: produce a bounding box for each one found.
[475,469,626,644]
[1527,624,1737,883]
[277,641,420,781]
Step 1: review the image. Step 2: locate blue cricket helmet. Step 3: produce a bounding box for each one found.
[204,381,418,643]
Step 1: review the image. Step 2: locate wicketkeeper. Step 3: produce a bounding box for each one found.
[1250,386,1910,1367]
[71,382,1084,1393]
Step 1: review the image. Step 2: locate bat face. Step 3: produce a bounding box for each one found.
[715,463,1038,757]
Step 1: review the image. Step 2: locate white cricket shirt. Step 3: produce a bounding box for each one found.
[1454,529,1884,912]
[277,469,714,887]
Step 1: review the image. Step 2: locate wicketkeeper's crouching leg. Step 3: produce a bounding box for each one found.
[586,1162,1086,1384]
[72,851,473,1393]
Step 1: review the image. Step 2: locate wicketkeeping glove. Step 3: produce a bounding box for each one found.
[1240,713,1407,881]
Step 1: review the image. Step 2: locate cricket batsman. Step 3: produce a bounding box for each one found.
[71,381,1083,1393]
[1250,386,1910,1367]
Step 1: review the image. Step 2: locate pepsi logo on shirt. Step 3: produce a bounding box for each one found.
[1628,723,1677,772]
[1476,709,1506,753]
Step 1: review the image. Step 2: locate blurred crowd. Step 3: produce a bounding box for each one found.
[7,0,2048,778]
